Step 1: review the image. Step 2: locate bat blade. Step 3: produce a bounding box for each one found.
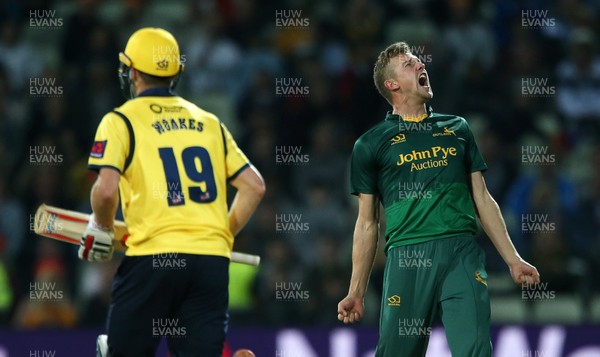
[34,204,127,252]
[34,204,260,265]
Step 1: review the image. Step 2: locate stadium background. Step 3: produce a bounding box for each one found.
[0,0,600,355]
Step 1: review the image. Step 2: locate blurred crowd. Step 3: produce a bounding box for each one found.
[0,0,599,328]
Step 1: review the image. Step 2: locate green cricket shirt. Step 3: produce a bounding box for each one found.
[350,110,487,252]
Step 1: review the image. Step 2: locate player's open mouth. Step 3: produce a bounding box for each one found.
[418,72,429,88]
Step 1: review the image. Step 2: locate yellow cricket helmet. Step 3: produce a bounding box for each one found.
[119,27,183,76]
[118,28,184,99]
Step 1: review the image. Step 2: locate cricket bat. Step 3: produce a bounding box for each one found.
[33,204,261,266]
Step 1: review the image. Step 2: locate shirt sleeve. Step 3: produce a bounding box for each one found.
[88,112,130,173]
[350,137,379,196]
[221,123,251,180]
[463,119,487,173]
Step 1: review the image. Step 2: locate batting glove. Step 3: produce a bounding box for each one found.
[79,215,114,262]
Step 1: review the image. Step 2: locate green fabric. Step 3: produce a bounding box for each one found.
[376,236,492,357]
[350,112,487,252]
[228,262,258,309]
[0,262,13,311]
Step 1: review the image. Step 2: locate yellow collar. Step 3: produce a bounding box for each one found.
[402,113,428,122]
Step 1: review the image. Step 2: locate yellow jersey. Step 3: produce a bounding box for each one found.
[88,88,250,258]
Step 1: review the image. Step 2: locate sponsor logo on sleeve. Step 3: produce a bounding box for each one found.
[90,140,107,158]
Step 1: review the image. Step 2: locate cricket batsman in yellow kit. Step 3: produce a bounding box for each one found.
[79,28,265,357]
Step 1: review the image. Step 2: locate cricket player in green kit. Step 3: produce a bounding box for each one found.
[337,42,541,356]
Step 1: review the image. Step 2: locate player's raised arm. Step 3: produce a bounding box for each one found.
[338,193,380,324]
[470,171,540,285]
[228,165,265,236]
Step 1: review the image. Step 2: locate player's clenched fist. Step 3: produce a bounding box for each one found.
[337,295,364,324]
[79,215,114,262]
[509,258,540,285]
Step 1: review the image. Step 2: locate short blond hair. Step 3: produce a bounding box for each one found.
[373,42,411,104]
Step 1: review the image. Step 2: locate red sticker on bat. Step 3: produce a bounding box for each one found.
[90,140,107,158]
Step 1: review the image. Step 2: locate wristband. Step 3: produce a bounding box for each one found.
[89,214,113,231]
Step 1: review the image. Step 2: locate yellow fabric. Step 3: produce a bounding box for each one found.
[89,95,250,258]
[400,113,428,122]
[121,28,182,76]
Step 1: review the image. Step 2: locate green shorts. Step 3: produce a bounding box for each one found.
[375,235,492,357]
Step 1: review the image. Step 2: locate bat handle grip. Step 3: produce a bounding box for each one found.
[231,252,260,266]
